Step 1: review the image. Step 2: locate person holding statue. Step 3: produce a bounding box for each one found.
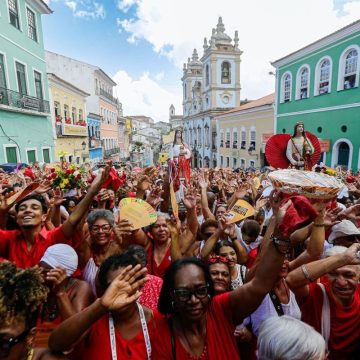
[286,122,314,170]
[168,129,192,196]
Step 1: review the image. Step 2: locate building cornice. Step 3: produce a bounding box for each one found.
[215,104,274,120]
[27,0,53,14]
[47,73,90,98]
[272,20,360,68]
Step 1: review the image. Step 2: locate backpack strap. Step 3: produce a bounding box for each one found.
[317,283,330,350]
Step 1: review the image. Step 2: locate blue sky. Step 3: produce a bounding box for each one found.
[43,0,360,122]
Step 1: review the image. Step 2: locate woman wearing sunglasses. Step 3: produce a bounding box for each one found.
[0,262,67,360]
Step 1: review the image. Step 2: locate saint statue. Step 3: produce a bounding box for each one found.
[168,129,192,197]
[265,122,321,170]
[286,122,315,170]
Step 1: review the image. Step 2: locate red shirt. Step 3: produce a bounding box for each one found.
[152,292,240,359]
[300,282,360,360]
[0,226,71,268]
[139,274,163,311]
[73,311,157,360]
[147,243,171,278]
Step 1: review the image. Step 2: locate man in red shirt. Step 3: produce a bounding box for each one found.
[286,243,360,360]
[0,167,110,268]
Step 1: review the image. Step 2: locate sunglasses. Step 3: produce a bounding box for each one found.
[172,284,210,302]
[0,328,30,355]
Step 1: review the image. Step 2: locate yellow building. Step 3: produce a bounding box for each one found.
[48,73,90,163]
[215,93,274,169]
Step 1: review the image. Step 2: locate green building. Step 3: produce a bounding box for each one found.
[0,0,54,164]
[272,20,360,170]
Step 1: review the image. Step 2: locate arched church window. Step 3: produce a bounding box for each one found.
[221,61,231,84]
[206,64,209,86]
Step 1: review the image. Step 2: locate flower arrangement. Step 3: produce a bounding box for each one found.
[49,163,86,190]
[65,118,72,124]
[76,120,87,126]
[55,115,62,123]
[325,168,338,177]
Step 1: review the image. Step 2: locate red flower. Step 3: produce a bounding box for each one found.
[50,168,55,173]
[51,172,57,179]
[75,174,81,180]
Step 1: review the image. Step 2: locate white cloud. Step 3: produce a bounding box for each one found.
[65,1,77,12]
[153,71,165,81]
[117,0,139,12]
[51,0,106,19]
[117,0,360,100]
[113,70,181,123]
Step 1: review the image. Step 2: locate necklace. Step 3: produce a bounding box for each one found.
[26,349,34,360]
[179,319,208,360]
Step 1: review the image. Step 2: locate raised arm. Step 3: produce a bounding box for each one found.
[286,242,360,297]
[198,174,215,220]
[229,196,290,324]
[49,265,147,352]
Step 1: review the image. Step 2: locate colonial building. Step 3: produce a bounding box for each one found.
[48,73,89,163]
[182,17,242,168]
[45,51,122,163]
[215,93,274,169]
[272,20,360,170]
[169,104,183,129]
[0,0,53,164]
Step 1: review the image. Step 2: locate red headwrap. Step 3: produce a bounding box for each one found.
[278,195,318,238]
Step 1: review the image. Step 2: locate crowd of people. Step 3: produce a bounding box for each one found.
[0,160,359,360]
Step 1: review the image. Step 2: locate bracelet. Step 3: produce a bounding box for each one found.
[313,223,325,227]
[301,264,314,282]
[270,234,291,255]
[230,237,237,241]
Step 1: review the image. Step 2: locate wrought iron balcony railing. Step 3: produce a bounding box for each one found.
[96,88,119,105]
[0,87,50,113]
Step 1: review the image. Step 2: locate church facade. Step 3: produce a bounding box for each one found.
[182,17,242,168]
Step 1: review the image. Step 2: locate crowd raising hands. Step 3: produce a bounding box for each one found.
[0,162,360,360]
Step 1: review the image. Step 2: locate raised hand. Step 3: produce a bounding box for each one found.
[182,190,197,210]
[34,179,52,194]
[45,267,68,294]
[100,264,148,311]
[137,175,152,192]
[52,188,66,207]
[338,204,360,221]
[89,164,111,194]
[343,243,360,265]
[146,186,164,209]
[322,207,342,227]
[115,219,134,237]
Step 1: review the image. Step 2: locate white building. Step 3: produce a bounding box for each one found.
[182,17,242,168]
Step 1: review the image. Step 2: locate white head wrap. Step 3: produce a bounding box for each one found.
[41,244,78,276]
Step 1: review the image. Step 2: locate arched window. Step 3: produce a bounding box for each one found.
[338,46,359,90]
[281,72,292,102]
[205,64,209,86]
[220,129,224,147]
[240,127,246,149]
[297,66,309,99]
[193,81,201,97]
[221,61,231,84]
[249,126,256,150]
[315,57,332,95]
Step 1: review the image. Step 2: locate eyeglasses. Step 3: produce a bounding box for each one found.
[172,284,210,302]
[91,224,112,233]
[208,255,229,265]
[0,328,30,355]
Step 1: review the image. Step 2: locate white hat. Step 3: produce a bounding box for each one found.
[328,220,360,244]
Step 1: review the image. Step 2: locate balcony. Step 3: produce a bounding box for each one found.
[89,138,101,149]
[104,147,120,157]
[233,141,238,149]
[0,87,50,114]
[96,88,119,105]
[225,141,230,148]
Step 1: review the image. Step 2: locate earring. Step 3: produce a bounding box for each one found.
[171,301,175,308]
[208,295,211,299]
